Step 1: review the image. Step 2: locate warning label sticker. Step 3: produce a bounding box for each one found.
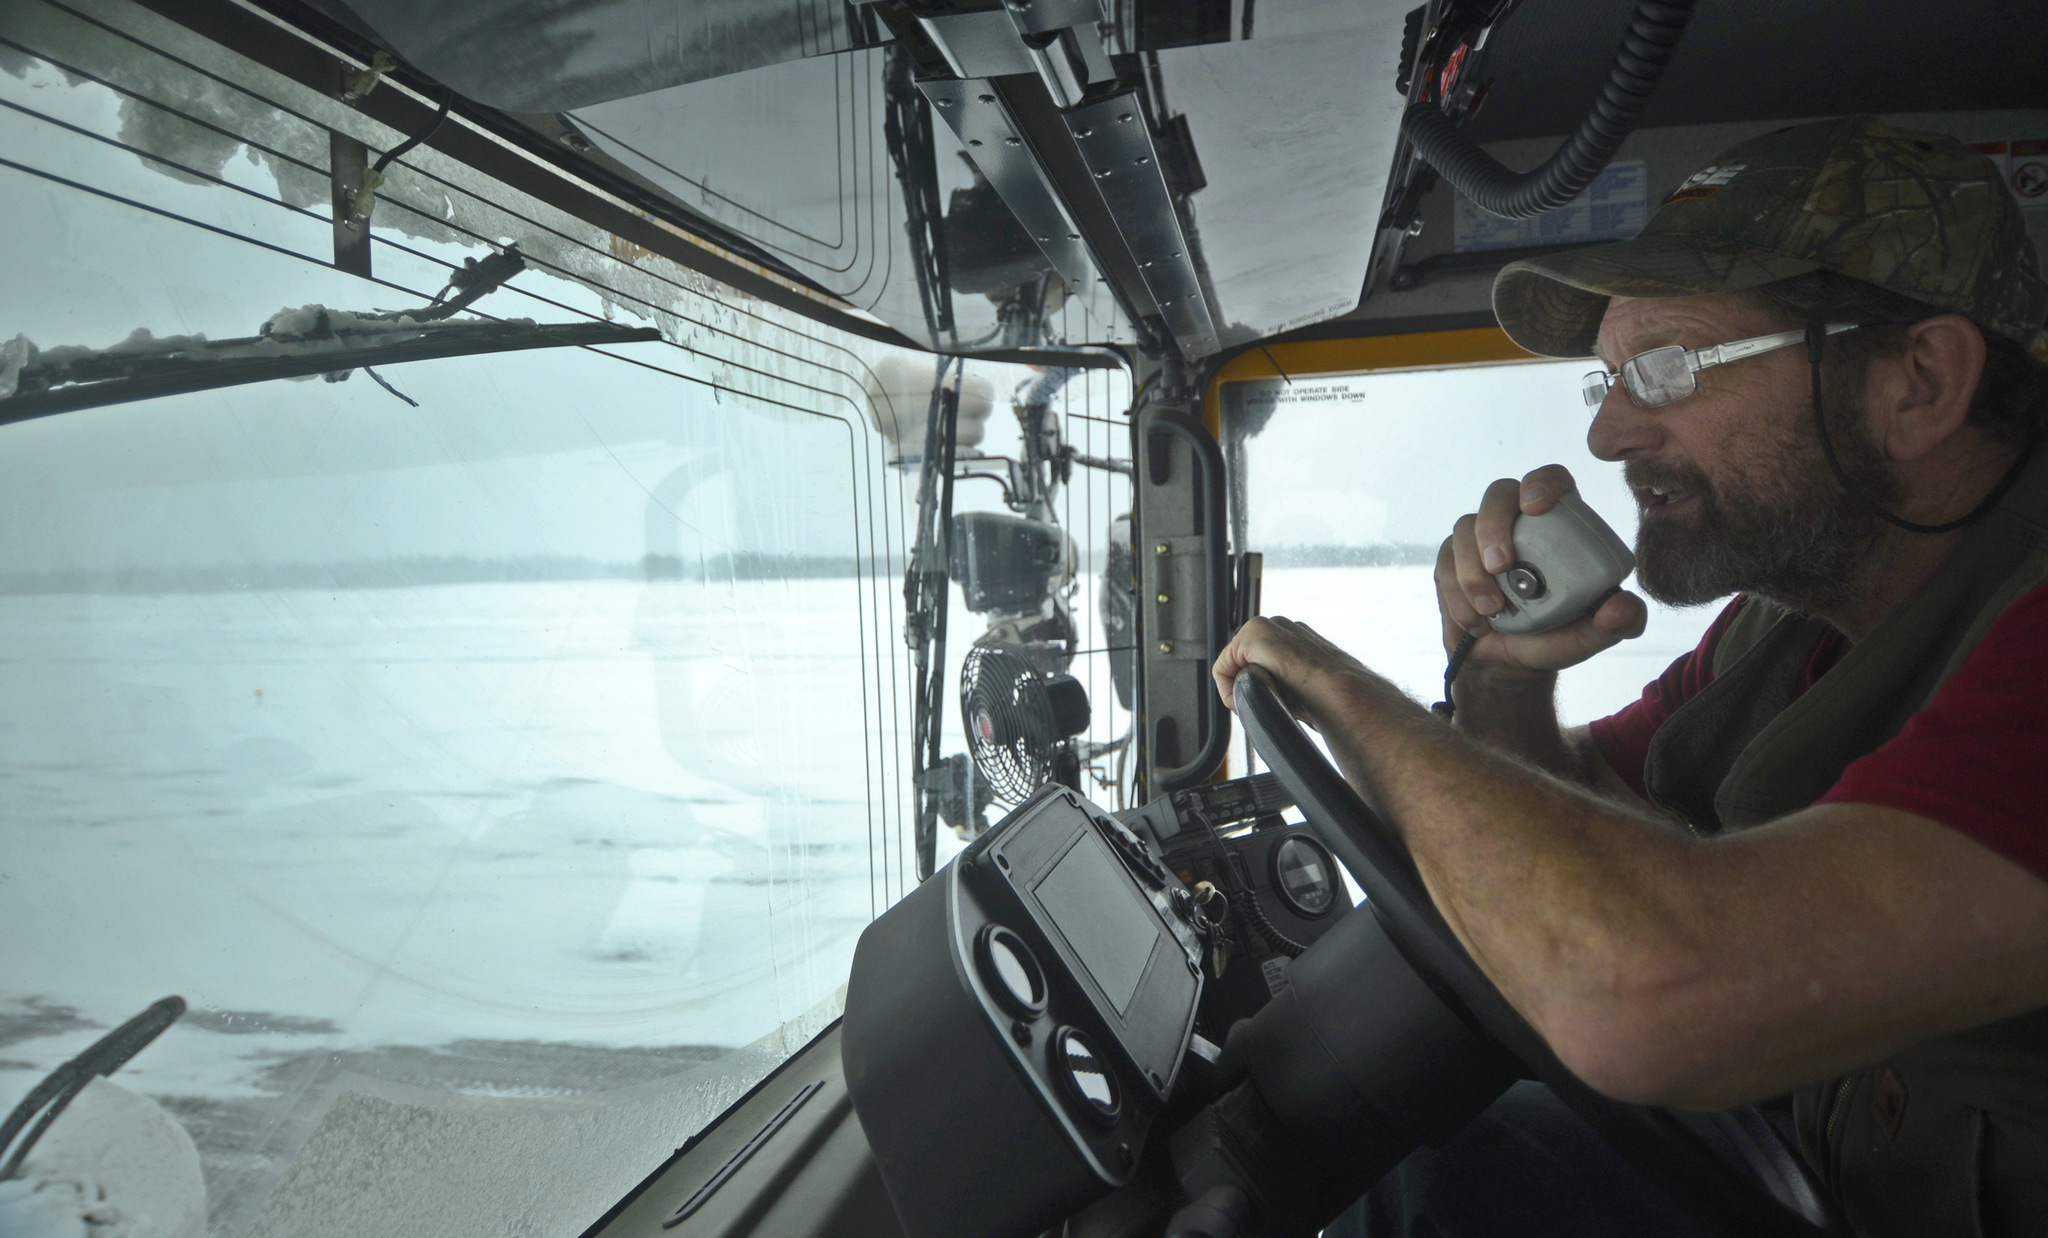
[1453,160,1648,253]
[1969,139,2048,211]
[2012,140,2048,211]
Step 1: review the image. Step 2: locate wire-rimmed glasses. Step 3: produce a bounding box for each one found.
[1583,322,1859,411]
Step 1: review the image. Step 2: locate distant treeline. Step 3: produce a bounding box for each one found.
[0,544,1437,595]
[0,553,904,595]
[1262,543,1438,568]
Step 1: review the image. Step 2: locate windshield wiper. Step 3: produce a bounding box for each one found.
[1,996,186,1180]
[0,313,660,425]
[0,248,660,424]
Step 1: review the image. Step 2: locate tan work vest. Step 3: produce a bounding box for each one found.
[1641,449,2048,1238]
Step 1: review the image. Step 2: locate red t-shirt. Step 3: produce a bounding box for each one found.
[1588,583,2048,884]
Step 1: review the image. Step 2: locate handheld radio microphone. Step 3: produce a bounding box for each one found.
[1484,491,1635,635]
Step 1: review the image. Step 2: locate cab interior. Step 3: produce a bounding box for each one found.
[1,1,2044,1236]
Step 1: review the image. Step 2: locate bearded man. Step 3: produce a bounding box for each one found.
[1216,116,2048,1238]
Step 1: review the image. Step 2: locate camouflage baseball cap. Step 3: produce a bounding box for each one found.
[1492,115,2048,358]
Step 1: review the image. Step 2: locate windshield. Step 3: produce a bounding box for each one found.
[0,4,1131,1234]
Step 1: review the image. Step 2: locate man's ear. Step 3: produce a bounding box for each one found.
[1871,314,1987,462]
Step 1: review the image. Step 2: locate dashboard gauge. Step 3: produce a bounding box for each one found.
[1271,834,1338,917]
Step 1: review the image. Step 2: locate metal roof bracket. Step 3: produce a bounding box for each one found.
[918,77,1104,301]
[1061,94,1220,358]
[911,2,1222,360]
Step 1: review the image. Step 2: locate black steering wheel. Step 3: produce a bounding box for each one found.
[1231,667,1834,1237]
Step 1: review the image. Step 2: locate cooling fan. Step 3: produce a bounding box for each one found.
[960,643,1091,803]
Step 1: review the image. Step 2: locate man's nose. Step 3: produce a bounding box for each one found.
[1586,384,1664,461]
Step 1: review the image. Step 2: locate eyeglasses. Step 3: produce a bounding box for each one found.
[1582,322,1860,411]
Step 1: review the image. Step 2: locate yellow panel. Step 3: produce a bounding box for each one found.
[1201,327,1541,435]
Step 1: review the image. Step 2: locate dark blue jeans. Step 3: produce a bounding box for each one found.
[1321,1082,1727,1238]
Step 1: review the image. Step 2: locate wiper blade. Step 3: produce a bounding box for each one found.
[0,311,661,425]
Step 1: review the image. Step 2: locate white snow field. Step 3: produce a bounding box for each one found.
[0,574,918,1235]
[0,564,1710,1114]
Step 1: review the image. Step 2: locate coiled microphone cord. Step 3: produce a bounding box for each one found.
[1432,631,1481,721]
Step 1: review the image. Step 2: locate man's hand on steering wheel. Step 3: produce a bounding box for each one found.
[1212,615,1380,726]
[1438,464,1648,675]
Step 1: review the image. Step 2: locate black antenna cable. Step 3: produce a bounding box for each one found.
[1401,0,1697,219]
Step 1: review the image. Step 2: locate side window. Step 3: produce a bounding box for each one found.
[1228,363,1720,727]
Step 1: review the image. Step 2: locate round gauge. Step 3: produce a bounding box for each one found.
[975,924,1047,1017]
[1054,1026,1120,1123]
[1270,834,1338,917]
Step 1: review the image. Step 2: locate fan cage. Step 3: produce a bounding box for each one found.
[961,644,1061,804]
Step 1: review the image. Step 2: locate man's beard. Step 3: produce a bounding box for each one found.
[1629,410,1895,615]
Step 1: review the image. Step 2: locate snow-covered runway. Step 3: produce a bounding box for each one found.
[0,566,1713,1231]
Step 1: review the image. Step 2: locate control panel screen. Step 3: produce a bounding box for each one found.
[1033,832,1161,1014]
